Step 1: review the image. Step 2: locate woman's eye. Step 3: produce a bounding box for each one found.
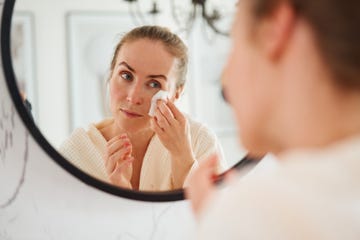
[149,81,161,89]
[120,72,133,81]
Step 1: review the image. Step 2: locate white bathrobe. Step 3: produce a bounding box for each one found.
[197,135,360,240]
[59,117,226,191]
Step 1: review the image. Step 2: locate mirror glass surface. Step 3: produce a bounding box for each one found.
[11,0,247,192]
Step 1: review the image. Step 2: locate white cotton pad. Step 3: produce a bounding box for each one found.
[148,90,169,117]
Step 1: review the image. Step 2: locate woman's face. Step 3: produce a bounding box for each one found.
[223,1,279,154]
[109,39,178,133]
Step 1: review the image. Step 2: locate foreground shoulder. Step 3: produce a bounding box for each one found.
[198,169,355,240]
[198,175,300,239]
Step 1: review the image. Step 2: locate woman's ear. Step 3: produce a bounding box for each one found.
[257,2,297,60]
[171,85,184,101]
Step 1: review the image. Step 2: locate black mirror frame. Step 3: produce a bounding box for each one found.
[1,0,259,202]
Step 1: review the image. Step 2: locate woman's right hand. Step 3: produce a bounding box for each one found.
[104,133,134,189]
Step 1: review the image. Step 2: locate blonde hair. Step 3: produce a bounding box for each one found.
[110,25,188,88]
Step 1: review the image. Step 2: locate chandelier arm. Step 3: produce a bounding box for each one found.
[184,4,197,36]
[135,0,147,25]
[123,0,229,36]
[170,0,183,27]
[201,4,229,36]
[129,3,142,26]
[201,14,217,43]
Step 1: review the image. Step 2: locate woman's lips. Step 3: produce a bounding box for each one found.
[120,109,143,118]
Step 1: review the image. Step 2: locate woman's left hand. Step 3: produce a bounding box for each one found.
[150,100,195,187]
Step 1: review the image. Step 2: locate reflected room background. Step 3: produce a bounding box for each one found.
[11,0,244,173]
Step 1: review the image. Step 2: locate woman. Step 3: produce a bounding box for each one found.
[60,26,226,191]
[187,0,360,239]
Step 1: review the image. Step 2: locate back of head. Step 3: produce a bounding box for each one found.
[251,0,360,90]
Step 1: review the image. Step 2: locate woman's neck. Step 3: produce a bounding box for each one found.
[101,119,154,147]
[276,84,360,154]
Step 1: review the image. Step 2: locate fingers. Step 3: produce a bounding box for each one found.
[104,134,133,174]
[157,101,175,123]
[107,133,127,146]
[166,101,185,123]
[107,134,131,156]
[153,100,184,130]
[150,118,164,134]
[111,155,134,176]
[153,101,173,128]
[223,169,237,184]
[185,154,219,217]
[110,144,132,163]
[154,109,171,130]
[109,156,134,189]
[200,154,219,175]
[187,154,219,190]
[105,147,131,174]
[105,145,132,174]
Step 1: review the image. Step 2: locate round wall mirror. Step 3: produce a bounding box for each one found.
[3,0,255,201]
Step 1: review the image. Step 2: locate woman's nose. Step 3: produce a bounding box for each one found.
[126,84,144,105]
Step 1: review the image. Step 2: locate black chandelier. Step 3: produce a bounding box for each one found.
[123,0,233,38]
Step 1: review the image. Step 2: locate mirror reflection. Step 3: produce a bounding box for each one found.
[11,0,246,191]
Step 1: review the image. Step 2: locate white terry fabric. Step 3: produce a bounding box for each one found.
[148,90,169,117]
[58,117,227,191]
[197,135,360,240]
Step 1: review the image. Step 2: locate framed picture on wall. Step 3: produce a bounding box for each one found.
[66,12,136,131]
[187,29,237,136]
[11,12,38,120]
[186,29,246,167]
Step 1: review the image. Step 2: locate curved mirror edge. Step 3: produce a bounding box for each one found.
[3,0,261,201]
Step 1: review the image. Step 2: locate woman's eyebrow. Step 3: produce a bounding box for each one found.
[119,61,167,80]
[118,61,136,72]
[147,74,167,81]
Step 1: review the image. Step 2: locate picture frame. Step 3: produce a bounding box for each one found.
[187,28,237,135]
[66,12,136,130]
[11,11,38,120]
